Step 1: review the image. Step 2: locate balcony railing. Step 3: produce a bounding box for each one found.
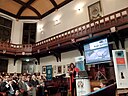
[0,7,127,56]
[0,42,32,55]
[32,7,128,54]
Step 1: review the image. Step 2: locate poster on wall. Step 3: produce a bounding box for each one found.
[75,56,85,71]
[46,65,52,80]
[67,64,70,72]
[53,65,56,74]
[42,66,46,74]
[57,65,62,74]
[76,78,91,96]
[63,65,66,73]
[112,50,128,88]
[88,1,102,21]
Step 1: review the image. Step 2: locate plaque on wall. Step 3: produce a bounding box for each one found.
[88,1,102,21]
[42,66,46,74]
[57,65,62,74]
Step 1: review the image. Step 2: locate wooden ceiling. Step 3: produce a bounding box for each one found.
[0,0,72,19]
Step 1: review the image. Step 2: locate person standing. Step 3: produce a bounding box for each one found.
[29,75,40,96]
[18,75,28,96]
[69,63,79,96]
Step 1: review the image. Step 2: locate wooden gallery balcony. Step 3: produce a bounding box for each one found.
[0,43,32,56]
[0,7,128,57]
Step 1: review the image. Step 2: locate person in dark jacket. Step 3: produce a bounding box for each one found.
[1,75,19,96]
[29,75,40,96]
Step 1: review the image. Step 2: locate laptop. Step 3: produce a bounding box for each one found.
[78,71,88,77]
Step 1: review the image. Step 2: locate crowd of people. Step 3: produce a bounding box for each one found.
[0,73,46,96]
[0,62,78,96]
[0,63,115,96]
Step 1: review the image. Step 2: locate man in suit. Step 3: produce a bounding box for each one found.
[18,75,28,96]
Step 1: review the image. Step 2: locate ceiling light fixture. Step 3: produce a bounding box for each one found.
[26,59,30,62]
[37,24,44,33]
[53,15,61,25]
[74,2,85,13]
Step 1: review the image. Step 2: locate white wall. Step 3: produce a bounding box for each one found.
[36,0,128,75]
[7,59,22,73]
[35,0,128,75]
[39,50,81,76]
[1,0,128,73]
[36,0,128,41]
[15,60,22,73]
[7,58,15,73]
[102,0,128,15]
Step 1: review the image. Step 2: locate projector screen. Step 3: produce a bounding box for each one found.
[84,38,111,64]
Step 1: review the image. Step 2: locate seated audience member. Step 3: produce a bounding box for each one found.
[85,79,116,96]
[0,75,20,96]
[100,79,115,88]
[100,79,108,88]
[93,79,115,91]
[0,77,3,92]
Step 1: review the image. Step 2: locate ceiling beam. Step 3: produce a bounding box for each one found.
[41,8,56,19]
[6,0,73,19]
[41,0,73,19]
[57,0,73,8]
[18,16,40,19]
[0,8,17,18]
[13,0,41,19]
[50,0,58,9]
[16,0,35,18]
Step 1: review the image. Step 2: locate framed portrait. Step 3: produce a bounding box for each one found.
[63,65,65,69]
[63,65,66,73]
[88,1,102,21]
[42,66,46,74]
[67,64,70,72]
[53,65,56,74]
[57,66,62,74]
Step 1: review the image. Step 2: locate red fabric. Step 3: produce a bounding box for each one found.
[75,67,79,72]
[69,67,79,91]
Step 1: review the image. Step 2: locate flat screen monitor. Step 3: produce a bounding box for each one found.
[84,38,111,64]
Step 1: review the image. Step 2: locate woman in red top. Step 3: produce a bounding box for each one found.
[69,63,79,96]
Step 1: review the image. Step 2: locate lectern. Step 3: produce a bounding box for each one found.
[76,71,91,96]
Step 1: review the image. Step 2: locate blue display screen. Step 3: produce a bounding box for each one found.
[84,38,111,64]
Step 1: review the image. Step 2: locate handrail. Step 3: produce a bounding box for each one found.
[32,7,128,50]
[33,7,128,47]
[0,7,128,56]
[0,42,32,55]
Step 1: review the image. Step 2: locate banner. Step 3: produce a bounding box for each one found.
[112,50,128,88]
[75,56,85,71]
[46,65,52,80]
